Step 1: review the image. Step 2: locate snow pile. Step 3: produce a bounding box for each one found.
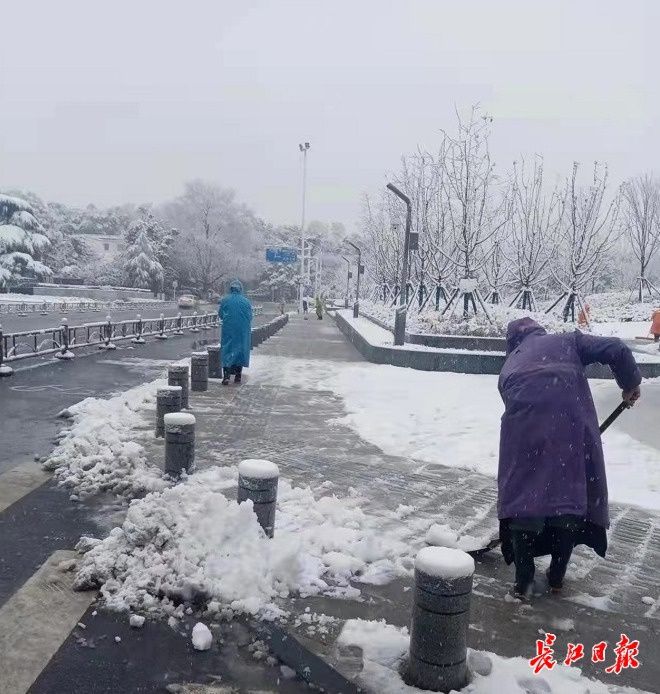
[425,524,496,554]
[73,466,413,619]
[43,380,168,498]
[0,292,102,305]
[586,291,659,323]
[338,618,650,694]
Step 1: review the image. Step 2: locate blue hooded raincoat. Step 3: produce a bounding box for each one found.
[497,318,641,562]
[219,280,253,368]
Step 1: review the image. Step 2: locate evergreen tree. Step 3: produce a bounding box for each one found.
[125,229,163,291]
[0,193,51,286]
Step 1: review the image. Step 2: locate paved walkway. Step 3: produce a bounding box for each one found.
[141,314,659,692]
[1,313,658,692]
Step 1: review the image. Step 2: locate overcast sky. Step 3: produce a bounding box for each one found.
[1,1,657,232]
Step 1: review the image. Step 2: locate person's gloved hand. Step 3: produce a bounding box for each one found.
[622,385,641,406]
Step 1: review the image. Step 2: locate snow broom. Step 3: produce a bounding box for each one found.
[465,401,631,558]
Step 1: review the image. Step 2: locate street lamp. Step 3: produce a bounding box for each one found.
[298,142,310,314]
[345,240,362,318]
[341,256,351,309]
[386,183,412,345]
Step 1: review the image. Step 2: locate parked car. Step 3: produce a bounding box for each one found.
[177,294,198,309]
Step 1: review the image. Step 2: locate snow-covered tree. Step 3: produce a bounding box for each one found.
[621,174,660,300]
[549,163,621,320]
[0,193,51,287]
[506,158,558,310]
[124,229,163,291]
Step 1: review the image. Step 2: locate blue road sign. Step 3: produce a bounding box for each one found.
[266,247,298,263]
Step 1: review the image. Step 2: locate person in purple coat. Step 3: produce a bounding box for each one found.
[498,318,641,599]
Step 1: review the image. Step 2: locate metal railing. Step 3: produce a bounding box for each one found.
[0,312,219,364]
[0,305,264,369]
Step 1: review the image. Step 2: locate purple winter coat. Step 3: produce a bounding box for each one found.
[497,318,641,529]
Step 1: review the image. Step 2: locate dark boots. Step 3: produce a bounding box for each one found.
[222,367,242,385]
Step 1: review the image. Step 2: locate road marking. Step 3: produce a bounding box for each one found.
[0,461,51,514]
[0,550,95,694]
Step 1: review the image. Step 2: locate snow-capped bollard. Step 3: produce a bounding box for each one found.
[55,318,75,360]
[407,546,474,692]
[237,459,279,538]
[168,364,190,409]
[132,314,145,344]
[156,313,168,339]
[164,412,196,477]
[155,385,182,437]
[175,312,184,335]
[190,351,209,392]
[207,345,221,379]
[190,311,200,333]
[0,325,13,377]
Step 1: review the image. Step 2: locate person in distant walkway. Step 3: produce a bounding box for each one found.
[498,318,641,599]
[651,308,660,342]
[315,296,324,320]
[218,280,253,385]
[302,298,309,320]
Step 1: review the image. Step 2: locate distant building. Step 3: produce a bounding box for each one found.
[75,233,122,262]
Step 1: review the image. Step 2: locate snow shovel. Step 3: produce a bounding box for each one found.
[465,401,631,558]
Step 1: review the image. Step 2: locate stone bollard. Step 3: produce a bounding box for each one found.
[237,459,279,538]
[207,344,221,379]
[190,311,200,333]
[168,364,190,409]
[407,546,474,692]
[190,351,209,392]
[55,318,75,360]
[164,412,196,477]
[155,385,182,437]
[175,312,184,335]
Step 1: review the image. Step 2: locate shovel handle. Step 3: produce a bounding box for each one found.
[599,401,629,434]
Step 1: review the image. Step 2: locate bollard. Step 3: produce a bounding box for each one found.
[207,344,221,379]
[407,546,474,692]
[164,412,196,477]
[132,314,145,344]
[101,315,117,350]
[175,312,184,335]
[0,324,13,376]
[190,351,209,392]
[237,459,279,538]
[55,318,75,360]
[190,311,200,333]
[168,364,190,408]
[155,385,182,437]
[156,313,168,339]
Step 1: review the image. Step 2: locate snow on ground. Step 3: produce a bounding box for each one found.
[338,618,651,694]
[73,465,413,619]
[43,379,169,499]
[362,290,659,340]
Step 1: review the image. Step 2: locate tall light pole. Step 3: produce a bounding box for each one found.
[298,142,310,313]
[386,183,412,345]
[342,256,351,309]
[346,240,362,318]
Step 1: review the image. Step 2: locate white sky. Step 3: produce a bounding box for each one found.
[0,1,657,231]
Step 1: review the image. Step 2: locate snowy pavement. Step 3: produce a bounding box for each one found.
[30,313,660,693]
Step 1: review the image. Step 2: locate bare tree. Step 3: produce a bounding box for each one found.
[483,238,510,304]
[548,162,620,321]
[434,107,508,317]
[621,174,660,301]
[506,157,558,310]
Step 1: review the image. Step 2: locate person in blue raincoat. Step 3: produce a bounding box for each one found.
[218,280,253,385]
